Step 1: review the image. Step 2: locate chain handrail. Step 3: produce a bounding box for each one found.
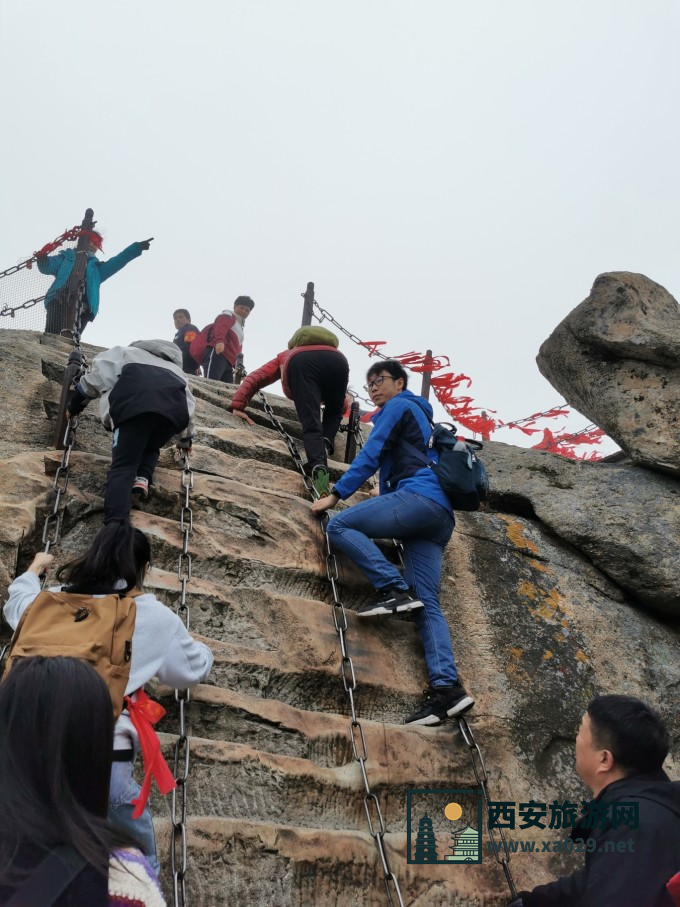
[457,716,518,898]
[171,452,194,907]
[0,295,46,319]
[255,390,405,906]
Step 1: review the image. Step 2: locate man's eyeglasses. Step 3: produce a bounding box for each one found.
[364,374,395,392]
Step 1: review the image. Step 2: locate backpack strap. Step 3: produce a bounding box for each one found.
[400,437,433,468]
[5,845,89,907]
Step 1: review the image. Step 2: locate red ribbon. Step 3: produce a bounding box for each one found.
[124,690,176,819]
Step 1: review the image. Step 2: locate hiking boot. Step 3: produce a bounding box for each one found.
[356,588,424,618]
[131,477,149,498]
[404,683,475,726]
[311,465,331,498]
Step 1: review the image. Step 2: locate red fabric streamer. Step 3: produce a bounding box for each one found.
[124,690,176,819]
[532,428,605,460]
[360,340,387,357]
[33,226,97,261]
[395,351,451,372]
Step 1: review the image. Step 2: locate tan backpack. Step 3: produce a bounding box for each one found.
[4,589,138,720]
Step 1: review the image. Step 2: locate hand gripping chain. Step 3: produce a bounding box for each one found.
[171,454,194,907]
[257,391,405,907]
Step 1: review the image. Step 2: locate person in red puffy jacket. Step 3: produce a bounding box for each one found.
[189,296,254,383]
[229,326,349,496]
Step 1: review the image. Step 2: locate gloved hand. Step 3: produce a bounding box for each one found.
[66,386,89,417]
[176,437,193,451]
[138,238,154,251]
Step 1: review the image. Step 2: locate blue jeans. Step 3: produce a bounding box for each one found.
[326,490,458,687]
[108,760,160,876]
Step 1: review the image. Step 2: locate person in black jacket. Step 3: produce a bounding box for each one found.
[172,309,200,374]
[511,695,680,907]
[66,339,196,522]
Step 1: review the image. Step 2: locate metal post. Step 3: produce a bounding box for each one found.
[63,208,95,334]
[234,352,245,385]
[344,400,360,464]
[420,349,433,401]
[301,281,314,326]
[54,348,84,449]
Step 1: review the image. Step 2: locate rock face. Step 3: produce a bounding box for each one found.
[537,272,680,476]
[1,329,679,907]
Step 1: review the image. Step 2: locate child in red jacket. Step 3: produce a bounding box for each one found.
[190,296,255,383]
[229,326,349,496]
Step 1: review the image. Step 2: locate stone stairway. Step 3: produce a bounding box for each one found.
[13,329,679,904]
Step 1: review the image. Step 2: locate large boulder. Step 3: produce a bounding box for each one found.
[537,272,680,476]
[482,441,680,617]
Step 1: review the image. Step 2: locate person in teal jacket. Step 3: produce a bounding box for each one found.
[38,232,153,335]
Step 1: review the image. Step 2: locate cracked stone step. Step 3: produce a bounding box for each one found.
[151,731,474,832]
[153,817,507,907]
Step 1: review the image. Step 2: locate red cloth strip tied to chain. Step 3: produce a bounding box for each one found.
[124,690,176,819]
[360,340,387,357]
[395,351,451,372]
[28,227,100,266]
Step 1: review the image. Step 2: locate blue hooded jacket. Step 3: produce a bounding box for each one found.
[333,388,453,515]
[37,243,144,318]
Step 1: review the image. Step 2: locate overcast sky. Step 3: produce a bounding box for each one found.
[2,1,679,453]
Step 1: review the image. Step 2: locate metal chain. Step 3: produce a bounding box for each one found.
[257,391,405,906]
[457,716,518,899]
[0,225,82,283]
[171,452,194,907]
[0,258,35,281]
[257,391,317,497]
[40,286,88,557]
[0,295,46,318]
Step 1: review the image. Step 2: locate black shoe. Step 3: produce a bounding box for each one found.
[404,683,475,726]
[324,437,335,457]
[356,588,424,618]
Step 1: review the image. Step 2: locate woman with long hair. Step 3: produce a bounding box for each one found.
[0,656,165,905]
[4,520,214,876]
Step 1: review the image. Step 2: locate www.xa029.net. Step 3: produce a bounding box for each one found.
[487,838,635,855]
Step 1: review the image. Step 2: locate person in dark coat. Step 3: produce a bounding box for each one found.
[66,339,195,522]
[510,695,680,907]
[172,309,200,374]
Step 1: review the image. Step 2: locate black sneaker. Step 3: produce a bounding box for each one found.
[356,588,424,618]
[404,683,475,726]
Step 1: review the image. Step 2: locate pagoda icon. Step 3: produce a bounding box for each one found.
[446,823,480,862]
[413,813,438,862]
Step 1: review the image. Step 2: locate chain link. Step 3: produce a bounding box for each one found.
[0,295,46,319]
[257,391,405,907]
[171,451,194,907]
[0,258,35,281]
[457,716,518,899]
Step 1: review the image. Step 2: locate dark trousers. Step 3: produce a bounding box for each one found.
[105,413,179,522]
[202,348,234,383]
[44,293,91,336]
[286,350,349,471]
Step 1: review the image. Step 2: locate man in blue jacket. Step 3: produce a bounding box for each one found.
[311,358,474,726]
[38,232,152,335]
